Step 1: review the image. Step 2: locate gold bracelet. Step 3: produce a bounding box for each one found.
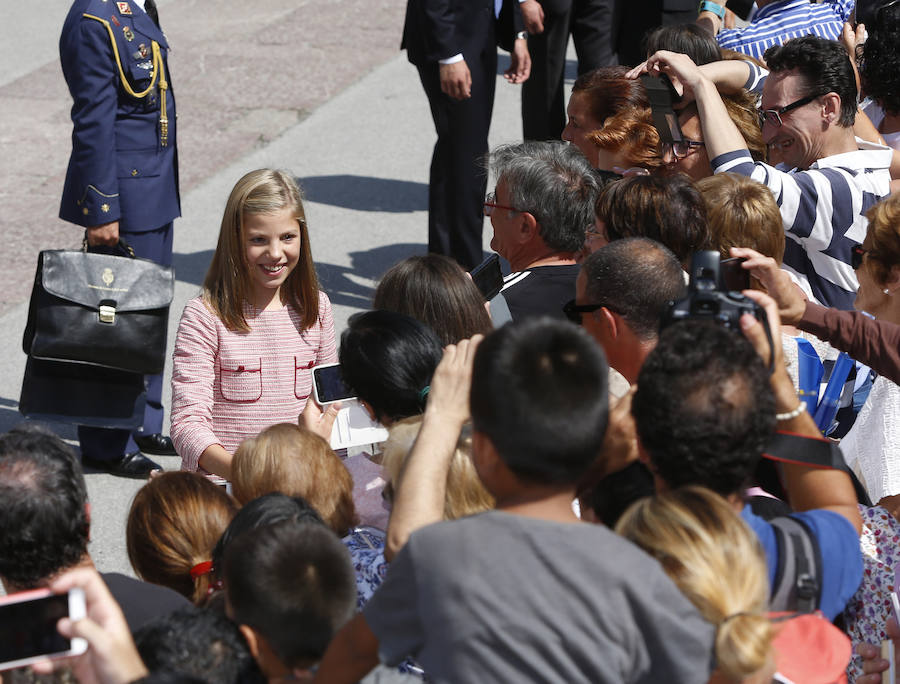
[775,401,807,422]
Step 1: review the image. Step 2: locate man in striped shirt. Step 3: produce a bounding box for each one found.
[644,36,891,310]
[698,0,854,61]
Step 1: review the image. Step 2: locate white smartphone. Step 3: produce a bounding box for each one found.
[312,363,356,405]
[0,587,88,671]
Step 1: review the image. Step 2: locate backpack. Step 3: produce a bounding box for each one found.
[769,515,823,614]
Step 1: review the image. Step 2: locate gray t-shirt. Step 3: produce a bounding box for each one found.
[363,511,714,684]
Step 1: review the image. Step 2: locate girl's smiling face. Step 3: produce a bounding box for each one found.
[244,207,302,302]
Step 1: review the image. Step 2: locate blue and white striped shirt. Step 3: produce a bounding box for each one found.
[717,0,855,61]
[711,142,891,310]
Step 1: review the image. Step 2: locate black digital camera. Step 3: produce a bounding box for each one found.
[661,251,774,368]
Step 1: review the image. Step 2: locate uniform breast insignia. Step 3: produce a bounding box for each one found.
[101,268,115,287]
[123,26,134,41]
[136,60,152,70]
[116,2,132,15]
[133,43,149,59]
[110,14,121,26]
[101,203,110,213]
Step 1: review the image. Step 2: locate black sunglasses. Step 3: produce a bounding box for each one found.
[851,244,868,270]
[758,92,826,127]
[563,299,622,324]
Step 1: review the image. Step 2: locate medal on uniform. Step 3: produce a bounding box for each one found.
[134,43,148,59]
[123,26,134,41]
[116,1,132,15]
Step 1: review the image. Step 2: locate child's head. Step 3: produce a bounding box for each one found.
[470,318,609,486]
[204,169,319,331]
[223,519,356,676]
[232,424,358,537]
[381,417,494,518]
[339,310,444,425]
[615,486,773,682]
[127,472,238,603]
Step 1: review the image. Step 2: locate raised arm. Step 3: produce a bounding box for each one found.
[741,289,862,533]
[385,335,483,561]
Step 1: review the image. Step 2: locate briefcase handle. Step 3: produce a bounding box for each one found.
[81,234,136,259]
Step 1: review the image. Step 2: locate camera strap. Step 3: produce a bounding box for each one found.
[761,430,872,506]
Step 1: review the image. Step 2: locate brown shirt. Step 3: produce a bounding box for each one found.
[799,302,900,384]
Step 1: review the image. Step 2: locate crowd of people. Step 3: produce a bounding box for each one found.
[6,0,900,683]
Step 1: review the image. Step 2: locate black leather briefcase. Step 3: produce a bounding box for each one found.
[23,247,174,375]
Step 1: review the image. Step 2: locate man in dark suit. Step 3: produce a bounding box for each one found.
[59,0,180,477]
[402,0,531,271]
[520,0,615,141]
[613,0,698,67]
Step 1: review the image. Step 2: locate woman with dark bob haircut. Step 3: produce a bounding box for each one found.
[562,66,663,173]
[373,254,493,346]
[339,310,444,425]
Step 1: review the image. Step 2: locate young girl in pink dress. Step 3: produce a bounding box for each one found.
[171,169,336,482]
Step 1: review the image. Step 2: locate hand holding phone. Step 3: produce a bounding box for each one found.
[30,567,148,684]
[0,587,86,672]
[469,254,504,301]
[312,363,356,405]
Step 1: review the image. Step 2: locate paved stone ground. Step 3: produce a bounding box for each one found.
[1,0,566,581]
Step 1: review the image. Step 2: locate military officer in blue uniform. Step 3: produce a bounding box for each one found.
[59,0,179,477]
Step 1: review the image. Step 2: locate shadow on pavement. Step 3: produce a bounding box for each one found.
[318,242,428,309]
[172,249,215,287]
[297,175,428,213]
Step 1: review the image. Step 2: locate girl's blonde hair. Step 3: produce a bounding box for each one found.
[232,423,359,537]
[615,486,773,682]
[381,416,494,519]
[203,169,320,332]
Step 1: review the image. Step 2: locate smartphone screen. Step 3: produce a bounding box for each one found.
[312,364,356,405]
[719,257,750,292]
[0,589,85,670]
[470,254,504,301]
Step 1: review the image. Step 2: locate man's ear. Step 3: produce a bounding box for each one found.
[886,264,900,293]
[821,92,842,125]
[598,307,618,339]
[518,211,539,243]
[239,624,261,662]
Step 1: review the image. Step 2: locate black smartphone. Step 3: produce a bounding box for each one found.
[0,588,87,671]
[311,363,356,405]
[640,73,683,144]
[719,256,750,292]
[470,253,504,301]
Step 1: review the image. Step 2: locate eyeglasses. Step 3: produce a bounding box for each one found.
[758,93,826,127]
[660,139,705,161]
[851,244,869,270]
[563,299,622,324]
[483,192,523,216]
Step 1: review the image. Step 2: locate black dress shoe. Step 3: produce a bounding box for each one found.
[133,433,177,456]
[82,451,162,479]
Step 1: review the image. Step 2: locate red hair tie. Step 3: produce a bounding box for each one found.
[190,560,213,579]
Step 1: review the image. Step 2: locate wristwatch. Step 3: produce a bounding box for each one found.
[515,31,527,40]
[698,0,726,19]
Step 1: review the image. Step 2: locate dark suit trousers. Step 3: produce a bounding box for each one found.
[78,222,173,460]
[614,0,697,67]
[522,0,614,142]
[418,33,497,271]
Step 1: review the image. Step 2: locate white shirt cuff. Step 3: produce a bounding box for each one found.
[439,54,464,65]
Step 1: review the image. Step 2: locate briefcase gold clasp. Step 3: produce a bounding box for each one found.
[99,305,116,324]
